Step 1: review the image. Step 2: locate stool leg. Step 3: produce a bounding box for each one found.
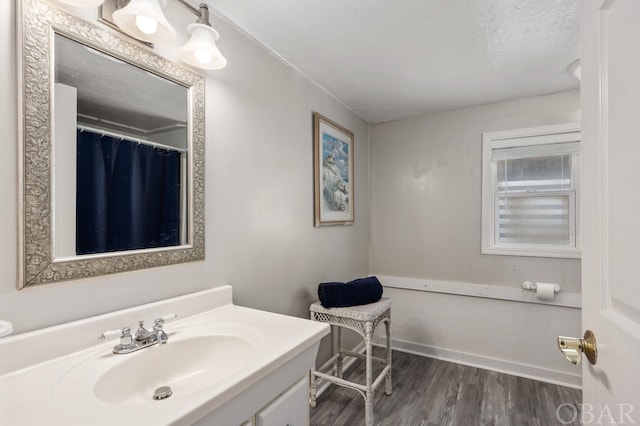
[365,391,374,426]
[384,319,392,396]
[309,370,317,408]
[365,321,374,426]
[336,326,343,379]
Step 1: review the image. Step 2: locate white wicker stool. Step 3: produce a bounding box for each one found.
[309,298,392,426]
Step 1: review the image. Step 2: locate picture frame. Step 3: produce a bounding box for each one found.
[313,112,355,226]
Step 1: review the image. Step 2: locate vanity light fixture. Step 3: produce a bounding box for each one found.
[179,4,227,70]
[112,0,177,43]
[90,0,228,70]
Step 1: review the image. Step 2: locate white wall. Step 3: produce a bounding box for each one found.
[1,1,585,386]
[369,91,582,386]
[53,83,78,259]
[0,0,369,350]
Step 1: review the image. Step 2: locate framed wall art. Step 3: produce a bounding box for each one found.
[313,112,355,226]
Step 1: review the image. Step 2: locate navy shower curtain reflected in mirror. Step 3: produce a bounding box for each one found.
[76,130,181,255]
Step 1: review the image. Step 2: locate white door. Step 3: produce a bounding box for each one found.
[580,0,640,424]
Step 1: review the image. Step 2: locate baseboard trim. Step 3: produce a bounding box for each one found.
[313,338,581,400]
[380,337,582,389]
[377,275,581,309]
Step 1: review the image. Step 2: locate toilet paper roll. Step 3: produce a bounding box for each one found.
[536,282,556,301]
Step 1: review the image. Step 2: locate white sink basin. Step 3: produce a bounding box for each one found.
[95,334,254,404]
[53,323,262,406]
[0,287,330,426]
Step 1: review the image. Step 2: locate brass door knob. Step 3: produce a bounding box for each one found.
[557,330,598,365]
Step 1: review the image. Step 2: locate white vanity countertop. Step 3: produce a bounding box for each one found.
[0,286,329,425]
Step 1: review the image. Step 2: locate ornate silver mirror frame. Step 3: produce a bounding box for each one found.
[17,0,205,288]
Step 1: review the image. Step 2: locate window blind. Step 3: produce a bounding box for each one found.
[493,142,577,246]
[497,194,571,244]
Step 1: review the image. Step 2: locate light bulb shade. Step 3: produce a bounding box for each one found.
[180,23,227,70]
[112,0,176,43]
[55,0,104,6]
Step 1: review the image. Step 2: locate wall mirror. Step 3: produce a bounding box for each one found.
[17,0,205,288]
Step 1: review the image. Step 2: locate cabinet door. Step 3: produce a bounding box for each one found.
[256,377,308,426]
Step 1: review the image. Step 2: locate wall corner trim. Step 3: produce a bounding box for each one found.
[376,275,581,309]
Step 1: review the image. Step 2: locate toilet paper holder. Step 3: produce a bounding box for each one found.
[522,281,560,293]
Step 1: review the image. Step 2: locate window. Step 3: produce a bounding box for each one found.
[481,123,581,258]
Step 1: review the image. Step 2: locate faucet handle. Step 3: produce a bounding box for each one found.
[154,313,177,329]
[100,326,127,340]
[119,327,133,346]
[99,326,132,346]
[160,313,177,323]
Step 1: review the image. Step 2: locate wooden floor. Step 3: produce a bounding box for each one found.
[310,348,581,426]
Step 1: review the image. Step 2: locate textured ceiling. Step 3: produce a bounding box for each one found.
[55,34,187,135]
[206,0,580,123]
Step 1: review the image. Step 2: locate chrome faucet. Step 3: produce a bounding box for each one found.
[134,320,155,344]
[153,317,169,345]
[100,313,177,354]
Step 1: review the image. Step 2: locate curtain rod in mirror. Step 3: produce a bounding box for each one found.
[77,125,188,153]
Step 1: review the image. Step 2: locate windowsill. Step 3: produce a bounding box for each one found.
[481,245,581,259]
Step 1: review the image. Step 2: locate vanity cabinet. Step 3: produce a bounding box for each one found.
[256,377,309,426]
[195,376,310,426]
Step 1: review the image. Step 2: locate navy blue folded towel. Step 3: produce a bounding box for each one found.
[318,276,383,308]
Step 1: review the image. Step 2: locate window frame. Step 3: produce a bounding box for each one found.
[481,123,581,258]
